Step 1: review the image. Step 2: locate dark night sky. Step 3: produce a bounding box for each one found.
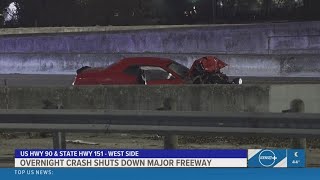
[1,0,320,27]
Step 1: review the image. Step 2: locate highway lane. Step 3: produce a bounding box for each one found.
[0,74,319,87]
[0,74,75,87]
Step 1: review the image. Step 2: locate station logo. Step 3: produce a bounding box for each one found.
[258,150,277,167]
[248,149,286,168]
[248,149,305,168]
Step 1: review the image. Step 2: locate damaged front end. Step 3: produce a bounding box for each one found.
[188,56,242,85]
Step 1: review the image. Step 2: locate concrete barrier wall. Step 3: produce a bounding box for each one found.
[1,21,320,76]
[1,22,320,54]
[0,85,319,113]
[1,53,319,77]
[0,26,269,54]
[0,85,269,112]
[269,85,320,113]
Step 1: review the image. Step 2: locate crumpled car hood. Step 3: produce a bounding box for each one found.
[188,56,228,76]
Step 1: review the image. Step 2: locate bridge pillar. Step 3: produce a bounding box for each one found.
[283,99,307,149]
[53,132,66,149]
[158,98,178,149]
[291,99,306,149]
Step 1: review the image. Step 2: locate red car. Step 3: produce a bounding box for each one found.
[72,56,242,85]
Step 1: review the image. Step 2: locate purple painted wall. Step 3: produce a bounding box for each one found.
[1,22,320,76]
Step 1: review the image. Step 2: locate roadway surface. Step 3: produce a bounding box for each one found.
[0,74,319,87]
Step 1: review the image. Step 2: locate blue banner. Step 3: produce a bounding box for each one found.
[248,149,305,168]
[1,168,320,180]
[15,149,247,158]
[287,149,306,168]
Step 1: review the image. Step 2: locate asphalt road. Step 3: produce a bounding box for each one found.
[0,74,319,87]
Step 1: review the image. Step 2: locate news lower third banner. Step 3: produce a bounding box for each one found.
[15,149,247,168]
[14,149,305,168]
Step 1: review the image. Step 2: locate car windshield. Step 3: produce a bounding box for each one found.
[168,62,189,78]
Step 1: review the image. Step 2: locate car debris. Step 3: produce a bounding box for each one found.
[66,139,99,145]
[73,56,242,85]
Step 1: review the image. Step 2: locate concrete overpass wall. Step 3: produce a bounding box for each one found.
[1,21,320,76]
[1,53,319,77]
[0,85,319,113]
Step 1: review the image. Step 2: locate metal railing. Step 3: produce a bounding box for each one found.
[1,109,320,149]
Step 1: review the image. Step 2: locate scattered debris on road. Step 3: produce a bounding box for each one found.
[66,139,99,145]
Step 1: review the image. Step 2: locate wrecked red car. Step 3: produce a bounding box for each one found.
[72,56,242,85]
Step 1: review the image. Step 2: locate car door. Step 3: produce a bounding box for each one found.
[139,66,182,85]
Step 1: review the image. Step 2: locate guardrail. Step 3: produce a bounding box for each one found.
[1,109,320,149]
